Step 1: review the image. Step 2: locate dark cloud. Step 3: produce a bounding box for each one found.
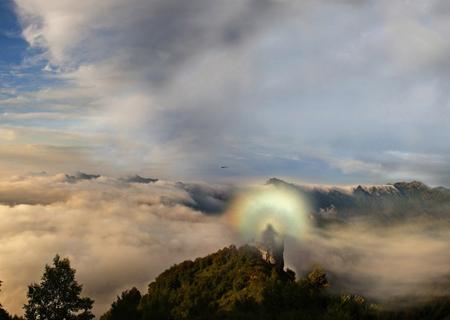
[175,181,235,214]
[122,175,158,184]
[49,0,280,85]
[64,172,100,183]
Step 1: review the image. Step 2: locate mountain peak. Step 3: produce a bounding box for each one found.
[255,224,285,271]
[392,180,429,190]
[266,177,288,186]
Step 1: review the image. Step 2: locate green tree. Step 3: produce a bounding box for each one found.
[0,306,10,320]
[24,255,94,320]
[100,287,141,320]
[305,266,329,290]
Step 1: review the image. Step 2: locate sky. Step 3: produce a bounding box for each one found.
[1,0,450,185]
[1,2,450,315]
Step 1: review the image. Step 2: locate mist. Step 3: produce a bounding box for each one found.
[286,218,450,305]
[0,174,449,316]
[0,174,236,316]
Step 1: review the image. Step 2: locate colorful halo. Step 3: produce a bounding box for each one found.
[228,186,311,240]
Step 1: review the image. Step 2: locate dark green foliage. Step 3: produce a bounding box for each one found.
[0,310,20,320]
[0,304,10,320]
[23,255,94,320]
[380,297,450,320]
[0,308,9,320]
[137,245,377,320]
[100,288,141,320]
[139,245,278,320]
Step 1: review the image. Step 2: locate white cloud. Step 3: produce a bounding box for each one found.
[287,219,450,301]
[0,129,16,141]
[0,174,236,316]
[0,174,449,317]
[6,0,450,183]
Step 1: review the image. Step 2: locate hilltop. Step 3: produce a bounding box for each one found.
[100,242,380,320]
[100,243,450,320]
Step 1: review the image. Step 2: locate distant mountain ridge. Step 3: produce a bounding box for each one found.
[122,175,159,184]
[266,178,450,221]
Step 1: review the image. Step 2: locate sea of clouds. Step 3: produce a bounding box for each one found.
[0,174,449,316]
[0,174,237,315]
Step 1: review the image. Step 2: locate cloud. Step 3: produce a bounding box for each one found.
[7,0,282,179]
[0,174,236,316]
[175,181,235,214]
[6,0,450,183]
[286,219,450,303]
[0,129,16,141]
[0,175,449,316]
[0,144,98,176]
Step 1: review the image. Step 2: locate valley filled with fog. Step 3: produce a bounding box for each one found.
[1,173,449,316]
